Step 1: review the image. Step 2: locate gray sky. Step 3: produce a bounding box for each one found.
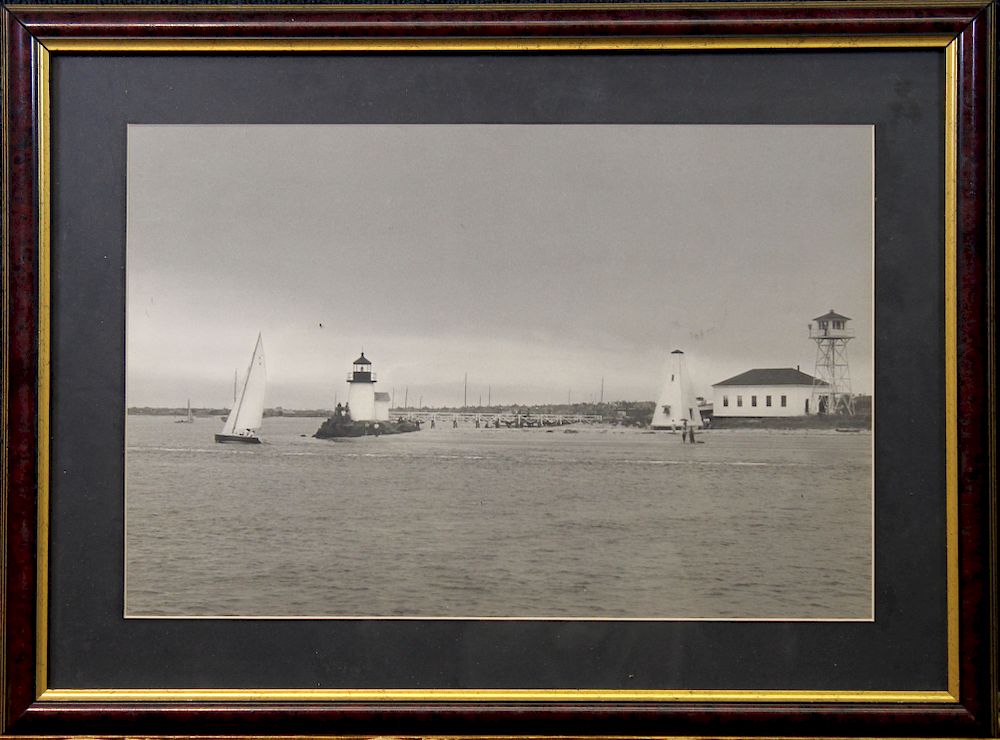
[126,124,873,409]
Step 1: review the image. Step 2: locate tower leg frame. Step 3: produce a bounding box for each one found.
[811,337,854,415]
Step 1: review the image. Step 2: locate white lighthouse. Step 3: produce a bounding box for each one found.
[651,349,703,430]
[345,352,377,422]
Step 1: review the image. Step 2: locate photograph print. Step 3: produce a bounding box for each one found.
[125,124,873,619]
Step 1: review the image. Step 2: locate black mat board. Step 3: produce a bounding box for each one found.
[49,50,946,690]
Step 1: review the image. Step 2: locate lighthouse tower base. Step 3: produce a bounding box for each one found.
[346,383,376,422]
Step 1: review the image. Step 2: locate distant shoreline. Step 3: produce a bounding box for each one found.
[126,401,656,420]
[127,407,330,419]
[127,405,872,431]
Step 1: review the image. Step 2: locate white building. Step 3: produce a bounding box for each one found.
[651,349,704,429]
[373,392,391,421]
[712,368,827,417]
[345,353,377,421]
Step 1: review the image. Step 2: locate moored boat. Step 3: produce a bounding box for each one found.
[175,399,195,423]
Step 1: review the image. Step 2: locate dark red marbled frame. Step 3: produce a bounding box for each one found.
[1,3,995,737]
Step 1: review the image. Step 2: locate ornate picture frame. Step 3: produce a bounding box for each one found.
[1,2,996,737]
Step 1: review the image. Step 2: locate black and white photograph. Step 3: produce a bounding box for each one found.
[125,123,874,620]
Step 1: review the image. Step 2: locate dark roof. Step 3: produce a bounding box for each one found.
[713,368,828,387]
[353,353,371,365]
[813,309,851,322]
[670,349,685,354]
[374,392,391,401]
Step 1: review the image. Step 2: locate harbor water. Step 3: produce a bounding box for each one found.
[125,416,872,619]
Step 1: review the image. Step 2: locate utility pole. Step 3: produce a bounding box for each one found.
[464,373,468,408]
[600,376,604,404]
[488,385,492,406]
[404,387,408,409]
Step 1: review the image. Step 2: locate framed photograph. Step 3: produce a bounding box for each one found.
[1,1,996,737]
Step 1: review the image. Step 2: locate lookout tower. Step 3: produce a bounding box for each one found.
[345,352,378,421]
[808,310,855,415]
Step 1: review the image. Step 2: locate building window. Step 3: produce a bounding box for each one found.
[780,395,787,407]
[834,320,844,329]
[766,395,772,407]
[751,395,757,407]
[737,396,743,407]
[722,396,728,407]
[663,405,671,415]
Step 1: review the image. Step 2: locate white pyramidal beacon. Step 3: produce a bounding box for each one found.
[651,349,703,430]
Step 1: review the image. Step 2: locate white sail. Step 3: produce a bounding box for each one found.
[221,334,266,437]
[651,349,703,429]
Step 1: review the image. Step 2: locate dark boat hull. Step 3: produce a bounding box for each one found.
[214,434,261,444]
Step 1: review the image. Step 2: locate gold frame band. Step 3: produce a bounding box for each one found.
[39,36,956,52]
[36,40,51,703]
[31,32,961,705]
[39,688,958,703]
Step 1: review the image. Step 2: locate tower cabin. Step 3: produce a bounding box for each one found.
[345,352,378,422]
[808,310,854,340]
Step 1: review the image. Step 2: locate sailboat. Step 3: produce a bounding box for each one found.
[175,399,194,423]
[215,333,266,444]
